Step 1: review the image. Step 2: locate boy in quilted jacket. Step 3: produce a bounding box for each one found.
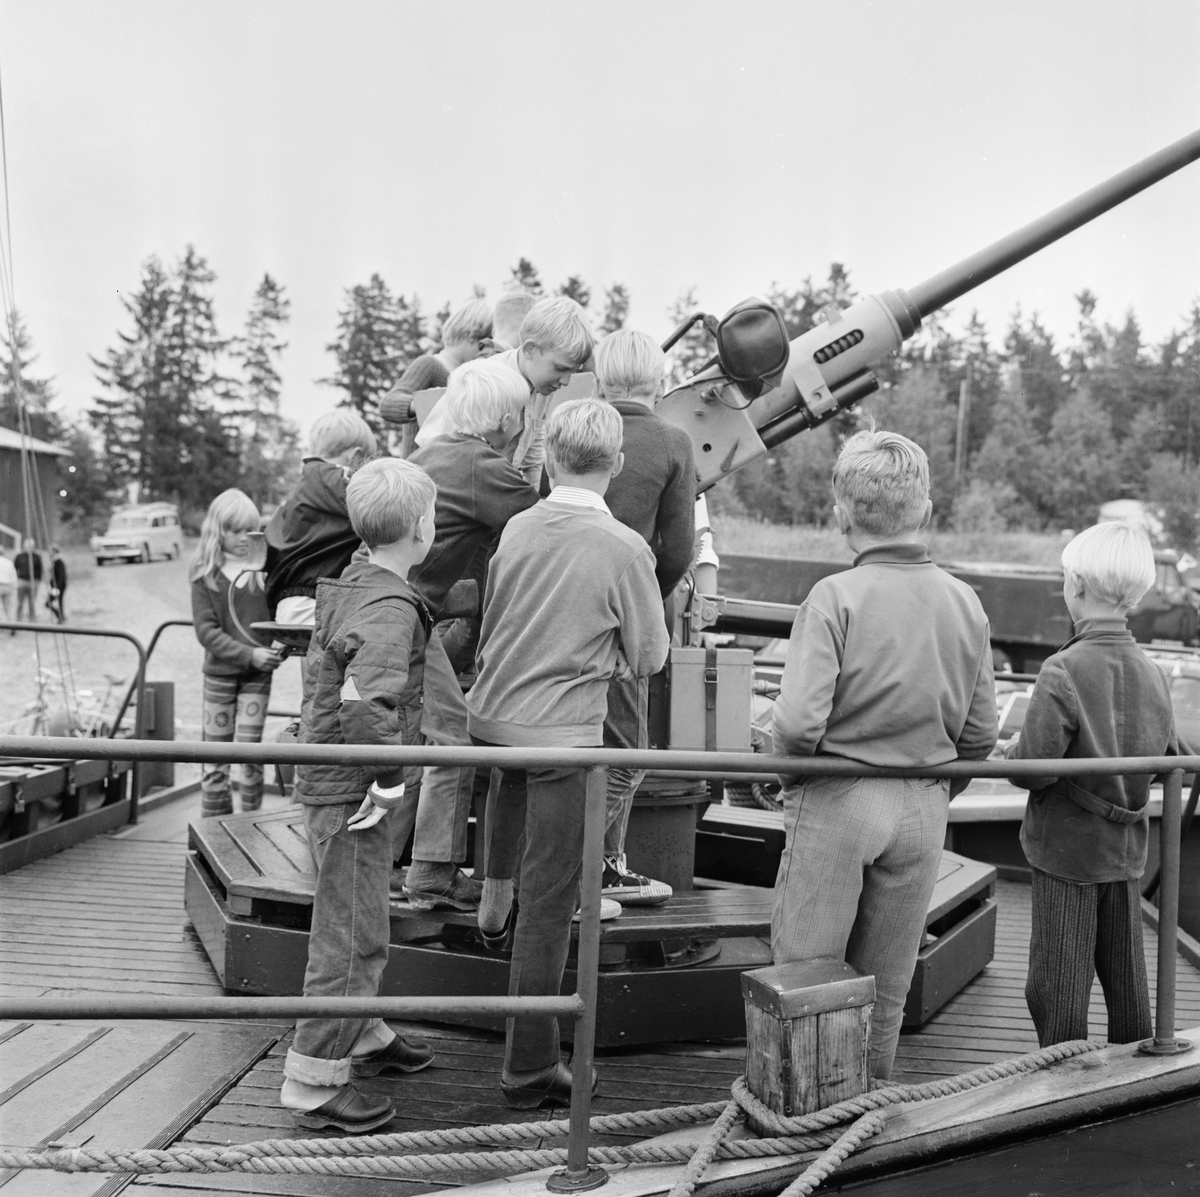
[280,457,438,1134]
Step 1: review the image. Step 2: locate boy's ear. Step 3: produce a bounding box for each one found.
[610,451,625,481]
[918,498,933,531]
[545,453,558,484]
[834,504,853,536]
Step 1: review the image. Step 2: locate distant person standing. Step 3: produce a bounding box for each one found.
[46,545,67,624]
[14,538,42,623]
[0,551,16,629]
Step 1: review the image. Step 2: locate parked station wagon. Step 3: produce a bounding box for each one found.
[90,503,183,565]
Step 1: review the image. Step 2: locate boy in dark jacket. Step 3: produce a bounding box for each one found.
[399,357,539,910]
[280,457,438,1134]
[593,329,696,906]
[265,410,377,625]
[1007,521,1176,1048]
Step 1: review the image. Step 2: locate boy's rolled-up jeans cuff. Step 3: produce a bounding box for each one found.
[284,1046,352,1088]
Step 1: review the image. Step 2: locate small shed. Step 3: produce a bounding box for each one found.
[0,426,70,549]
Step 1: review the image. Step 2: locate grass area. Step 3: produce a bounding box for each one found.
[711,516,1067,566]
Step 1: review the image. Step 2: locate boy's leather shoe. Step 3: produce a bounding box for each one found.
[291,1084,394,1132]
[501,1062,598,1110]
[351,1033,435,1076]
[404,863,483,911]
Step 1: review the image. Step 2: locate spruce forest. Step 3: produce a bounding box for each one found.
[3,249,1199,547]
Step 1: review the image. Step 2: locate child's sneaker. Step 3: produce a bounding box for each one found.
[573,898,623,922]
[403,862,483,911]
[601,855,672,906]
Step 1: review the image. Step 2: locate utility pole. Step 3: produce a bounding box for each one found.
[954,362,972,494]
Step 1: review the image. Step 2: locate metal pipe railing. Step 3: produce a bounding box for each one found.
[0,623,148,822]
[0,734,1194,1186]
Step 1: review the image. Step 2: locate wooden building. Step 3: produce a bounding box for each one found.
[0,426,70,548]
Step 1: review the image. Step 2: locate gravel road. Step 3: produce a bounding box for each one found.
[0,544,304,755]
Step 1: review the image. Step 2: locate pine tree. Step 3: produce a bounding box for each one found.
[0,312,63,443]
[557,274,591,309]
[231,274,299,507]
[507,258,544,296]
[600,284,630,334]
[90,247,238,509]
[321,274,414,429]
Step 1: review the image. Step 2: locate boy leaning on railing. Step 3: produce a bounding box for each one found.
[768,426,999,1083]
[1006,521,1178,1049]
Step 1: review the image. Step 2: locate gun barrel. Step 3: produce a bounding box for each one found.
[907,128,1200,319]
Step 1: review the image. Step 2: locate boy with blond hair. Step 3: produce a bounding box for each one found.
[281,457,438,1133]
[1008,522,1175,1047]
[394,299,494,399]
[266,410,377,625]
[771,427,997,1080]
[399,358,541,910]
[493,295,595,485]
[593,329,696,905]
[467,398,670,1108]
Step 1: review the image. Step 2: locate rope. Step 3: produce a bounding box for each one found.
[0,1040,1102,1182]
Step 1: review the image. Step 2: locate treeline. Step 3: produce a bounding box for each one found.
[709,270,1200,550]
[3,249,1198,547]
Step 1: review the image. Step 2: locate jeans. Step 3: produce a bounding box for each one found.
[602,671,648,857]
[771,773,949,1080]
[200,671,272,816]
[285,800,396,1087]
[16,582,36,623]
[476,737,587,1074]
[412,630,473,864]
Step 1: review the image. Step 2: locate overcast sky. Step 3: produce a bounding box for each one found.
[1,0,1198,435]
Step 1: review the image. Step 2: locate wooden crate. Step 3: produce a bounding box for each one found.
[742,959,875,1118]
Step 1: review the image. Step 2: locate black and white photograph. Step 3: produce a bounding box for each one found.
[0,2,1198,1194]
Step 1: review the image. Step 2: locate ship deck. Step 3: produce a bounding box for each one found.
[2,792,1200,1196]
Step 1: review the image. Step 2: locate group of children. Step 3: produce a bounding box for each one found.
[188,291,1175,1128]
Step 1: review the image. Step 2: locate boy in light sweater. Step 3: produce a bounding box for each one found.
[771,427,998,1081]
[467,399,670,1109]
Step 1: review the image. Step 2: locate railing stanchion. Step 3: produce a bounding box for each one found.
[1139,768,1194,1056]
[548,764,609,1192]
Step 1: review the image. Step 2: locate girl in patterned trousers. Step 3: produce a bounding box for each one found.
[190,490,283,817]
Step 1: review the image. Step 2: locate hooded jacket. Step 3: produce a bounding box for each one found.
[295,560,431,805]
[265,458,361,612]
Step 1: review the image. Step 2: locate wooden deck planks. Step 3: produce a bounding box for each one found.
[3,794,1200,1195]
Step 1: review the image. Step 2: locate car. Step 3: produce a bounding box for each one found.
[90,503,183,565]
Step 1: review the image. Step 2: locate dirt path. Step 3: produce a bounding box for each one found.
[0,544,303,749]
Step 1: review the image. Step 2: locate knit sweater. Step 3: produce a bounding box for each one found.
[1008,618,1177,882]
[466,496,671,747]
[604,401,697,596]
[772,542,998,768]
[408,434,540,616]
[191,572,273,677]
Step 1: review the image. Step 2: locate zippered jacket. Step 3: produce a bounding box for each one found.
[295,561,431,805]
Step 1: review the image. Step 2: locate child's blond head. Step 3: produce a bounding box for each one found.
[595,329,665,403]
[832,426,930,537]
[1061,522,1156,609]
[520,296,595,366]
[347,458,437,550]
[442,358,530,437]
[189,488,261,583]
[308,409,377,460]
[547,398,623,475]
[440,299,493,348]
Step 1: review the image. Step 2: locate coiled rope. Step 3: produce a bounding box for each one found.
[0,1040,1101,1189]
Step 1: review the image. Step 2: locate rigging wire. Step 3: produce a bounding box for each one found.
[0,52,78,730]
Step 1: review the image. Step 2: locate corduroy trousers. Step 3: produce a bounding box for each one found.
[771,773,949,1080]
[1026,868,1151,1047]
